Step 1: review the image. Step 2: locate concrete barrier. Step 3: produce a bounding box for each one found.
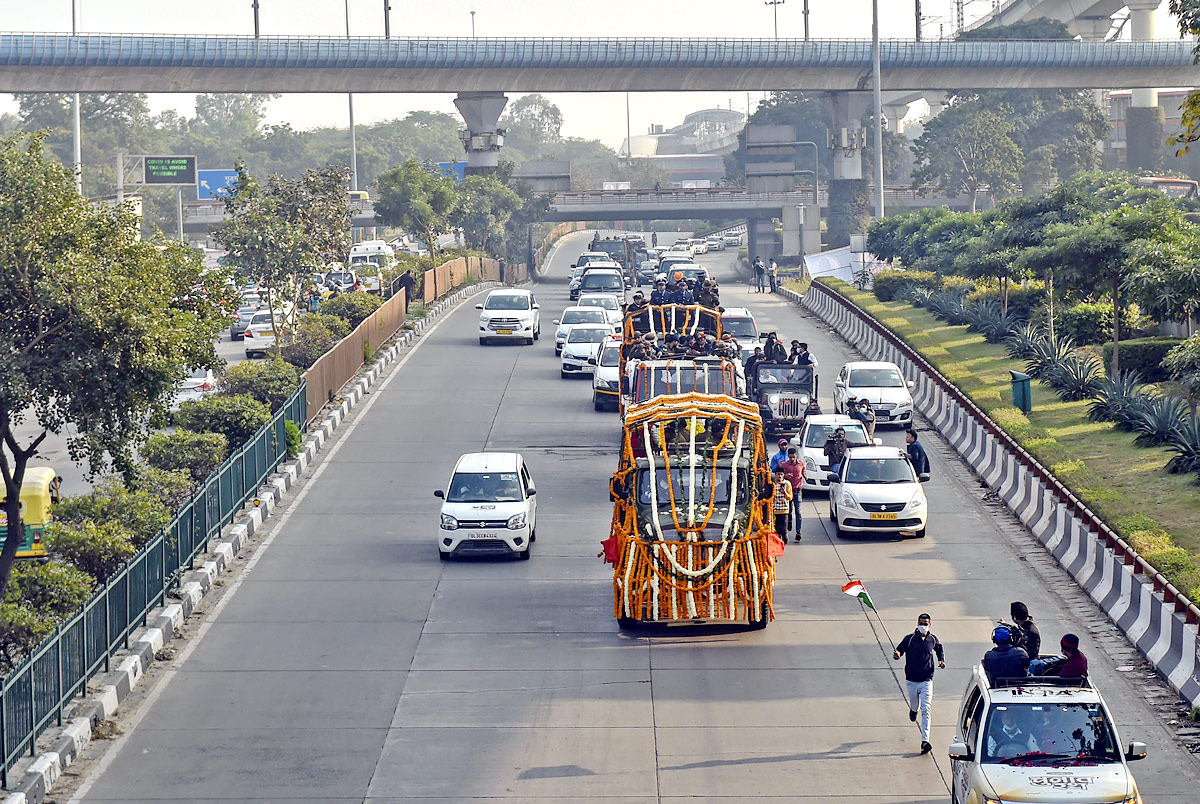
[778,281,1200,710]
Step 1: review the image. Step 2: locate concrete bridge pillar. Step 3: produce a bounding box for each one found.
[882,103,910,136]
[822,92,872,247]
[454,92,509,174]
[1125,0,1165,171]
[1069,16,1115,41]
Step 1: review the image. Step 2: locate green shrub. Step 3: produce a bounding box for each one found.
[142,431,228,484]
[1046,353,1104,402]
[0,604,55,671]
[132,466,194,511]
[320,292,383,329]
[285,420,302,460]
[1126,527,1200,600]
[1057,301,1141,345]
[1102,337,1184,383]
[873,269,939,302]
[174,394,272,451]
[966,281,1045,320]
[220,359,301,410]
[55,477,171,548]
[280,313,351,370]
[6,561,93,617]
[48,520,136,583]
[941,276,975,293]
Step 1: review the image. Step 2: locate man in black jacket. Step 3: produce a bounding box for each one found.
[1009,601,1041,658]
[893,613,945,755]
[982,625,1030,686]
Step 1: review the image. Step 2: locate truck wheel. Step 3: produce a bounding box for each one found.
[748,601,769,630]
[617,616,639,631]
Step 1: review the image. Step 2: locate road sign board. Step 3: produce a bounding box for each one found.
[197,169,239,200]
[437,161,466,183]
[143,155,197,185]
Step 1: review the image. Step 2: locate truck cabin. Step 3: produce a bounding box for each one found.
[628,359,744,405]
[628,453,755,542]
[622,303,722,341]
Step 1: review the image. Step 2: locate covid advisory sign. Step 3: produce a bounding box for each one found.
[143,156,197,185]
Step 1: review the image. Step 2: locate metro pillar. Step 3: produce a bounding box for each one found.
[454,92,509,174]
[822,91,872,248]
[1125,0,1165,172]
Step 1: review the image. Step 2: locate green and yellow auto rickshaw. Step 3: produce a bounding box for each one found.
[0,466,61,560]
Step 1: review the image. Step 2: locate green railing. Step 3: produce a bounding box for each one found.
[0,381,307,786]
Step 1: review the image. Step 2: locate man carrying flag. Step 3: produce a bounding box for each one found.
[893,613,945,756]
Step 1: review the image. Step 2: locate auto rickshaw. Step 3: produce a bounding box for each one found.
[0,466,61,559]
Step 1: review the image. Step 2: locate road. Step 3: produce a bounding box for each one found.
[61,230,1200,803]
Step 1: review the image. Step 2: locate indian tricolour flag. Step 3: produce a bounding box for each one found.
[842,579,876,611]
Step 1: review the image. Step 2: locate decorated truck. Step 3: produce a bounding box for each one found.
[620,356,746,417]
[600,393,780,629]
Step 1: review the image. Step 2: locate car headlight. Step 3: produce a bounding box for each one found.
[769,394,780,404]
[897,399,912,410]
[479,315,490,324]
[803,457,817,472]
[908,491,925,509]
[982,799,1000,804]
[798,394,810,404]
[840,492,857,509]
[440,514,458,530]
[506,512,526,530]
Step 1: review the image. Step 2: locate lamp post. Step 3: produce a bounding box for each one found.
[872,0,884,219]
[764,0,784,39]
[252,0,260,37]
[471,10,476,37]
[802,0,809,41]
[71,0,82,194]
[384,0,391,38]
[346,0,358,192]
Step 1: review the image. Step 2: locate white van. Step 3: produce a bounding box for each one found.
[434,452,537,560]
[347,240,394,292]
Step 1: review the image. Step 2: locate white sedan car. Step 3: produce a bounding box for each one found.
[788,414,875,494]
[828,446,929,539]
[553,307,611,355]
[560,325,614,379]
[833,361,916,426]
[576,293,624,327]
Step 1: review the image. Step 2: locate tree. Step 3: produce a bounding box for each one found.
[1169,1,1200,154]
[1124,227,1200,337]
[215,162,352,344]
[724,92,831,183]
[500,94,563,157]
[373,159,458,263]
[452,173,522,254]
[911,100,1021,212]
[0,134,232,599]
[1163,334,1200,413]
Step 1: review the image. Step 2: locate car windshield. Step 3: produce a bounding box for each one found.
[485,294,530,311]
[580,296,619,310]
[757,365,814,385]
[983,703,1120,765]
[805,423,870,448]
[849,367,905,388]
[186,367,211,380]
[571,266,586,280]
[844,457,915,484]
[637,468,747,506]
[327,272,354,284]
[568,327,611,344]
[446,471,523,503]
[562,309,607,325]
[636,364,737,401]
[722,317,758,338]
[582,274,622,290]
[599,344,621,367]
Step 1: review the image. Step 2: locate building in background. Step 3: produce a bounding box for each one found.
[620,108,745,186]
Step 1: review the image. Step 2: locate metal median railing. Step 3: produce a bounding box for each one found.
[0,382,307,786]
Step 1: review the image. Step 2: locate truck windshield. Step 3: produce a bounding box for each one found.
[757,366,813,386]
[636,468,747,506]
[982,703,1119,764]
[636,365,737,401]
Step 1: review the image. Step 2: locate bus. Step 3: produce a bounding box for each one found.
[1136,176,1199,200]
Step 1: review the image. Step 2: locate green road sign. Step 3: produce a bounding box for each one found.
[144,156,197,185]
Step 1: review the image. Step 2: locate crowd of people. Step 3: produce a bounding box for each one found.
[982,601,1088,685]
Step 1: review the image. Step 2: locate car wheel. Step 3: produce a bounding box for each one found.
[438,549,449,561]
[561,370,569,379]
[517,544,532,560]
[913,527,927,539]
[748,600,769,631]
[594,399,604,411]
[479,337,488,345]
[525,337,534,345]
[828,503,836,521]
[533,326,540,341]
[530,530,536,543]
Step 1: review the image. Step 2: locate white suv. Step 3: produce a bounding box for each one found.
[591,334,623,411]
[828,445,928,538]
[949,666,1146,804]
[477,289,540,345]
[434,452,537,560]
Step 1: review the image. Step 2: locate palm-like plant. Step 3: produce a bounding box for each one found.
[1087,370,1146,423]
[1130,395,1189,447]
[1024,334,1076,381]
[1165,413,1200,475]
[1049,353,1104,401]
[1004,321,1045,360]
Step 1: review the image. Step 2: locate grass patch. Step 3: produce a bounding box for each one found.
[784,276,812,296]
[819,277,1200,600]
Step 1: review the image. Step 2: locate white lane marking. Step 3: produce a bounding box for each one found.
[67,307,458,804]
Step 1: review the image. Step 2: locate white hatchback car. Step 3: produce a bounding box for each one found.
[833,361,916,426]
[828,446,929,538]
[576,293,624,327]
[561,325,614,378]
[477,289,541,345]
[591,334,624,411]
[553,307,611,355]
[788,414,876,494]
[434,452,537,560]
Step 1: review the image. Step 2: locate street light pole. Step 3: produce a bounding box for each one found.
[914,0,922,41]
[252,0,260,37]
[471,10,476,37]
[764,0,784,39]
[803,0,810,41]
[346,0,358,192]
[383,0,391,38]
[872,0,884,219]
[71,0,82,194]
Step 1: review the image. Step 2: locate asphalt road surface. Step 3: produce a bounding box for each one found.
[62,231,1200,803]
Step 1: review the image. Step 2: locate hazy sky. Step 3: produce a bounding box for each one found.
[0,1,1179,149]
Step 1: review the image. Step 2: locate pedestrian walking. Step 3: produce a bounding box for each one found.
[753,257,765,292]
[781,447,806,539]
[905,429,930,476]
[893,613,945,755]
[771,468,793,543]
[769,437,790,473]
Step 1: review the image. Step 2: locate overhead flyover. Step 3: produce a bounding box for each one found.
[0,34,1194,93]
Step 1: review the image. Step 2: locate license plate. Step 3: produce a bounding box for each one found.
[497,329,513,334]
[469,532,501,539]
[876,412,890,420]
[869,512,898,520]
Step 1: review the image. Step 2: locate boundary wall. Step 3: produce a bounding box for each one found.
[780,280,1200,709]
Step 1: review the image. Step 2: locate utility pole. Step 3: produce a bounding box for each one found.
[346,0,358,191]
[471,10,476,37]
[914,0,922,41]
[383,0,391,38]
[624,92,632,160]
[764,0,784,39]
[71,0,82,194]
[872,0,884,219]
[803,0,810,41]
[252,0,260,37]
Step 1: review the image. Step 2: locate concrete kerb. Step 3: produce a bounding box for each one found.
[0,281,498,804]
[775,283,1200,712]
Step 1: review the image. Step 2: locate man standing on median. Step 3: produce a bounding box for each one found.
[893,612,945,756]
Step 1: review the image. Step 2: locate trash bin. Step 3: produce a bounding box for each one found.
[1009,370,1032,414]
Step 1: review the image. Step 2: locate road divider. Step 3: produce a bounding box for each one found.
[778,279,1200,711]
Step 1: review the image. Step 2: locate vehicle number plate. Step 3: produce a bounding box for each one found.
[469,532,501,539]
[869,512,898,520]
[497,329,513,334]
[876,412,890,420]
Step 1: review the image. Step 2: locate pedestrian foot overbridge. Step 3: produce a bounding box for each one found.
[0,34,1194,92]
